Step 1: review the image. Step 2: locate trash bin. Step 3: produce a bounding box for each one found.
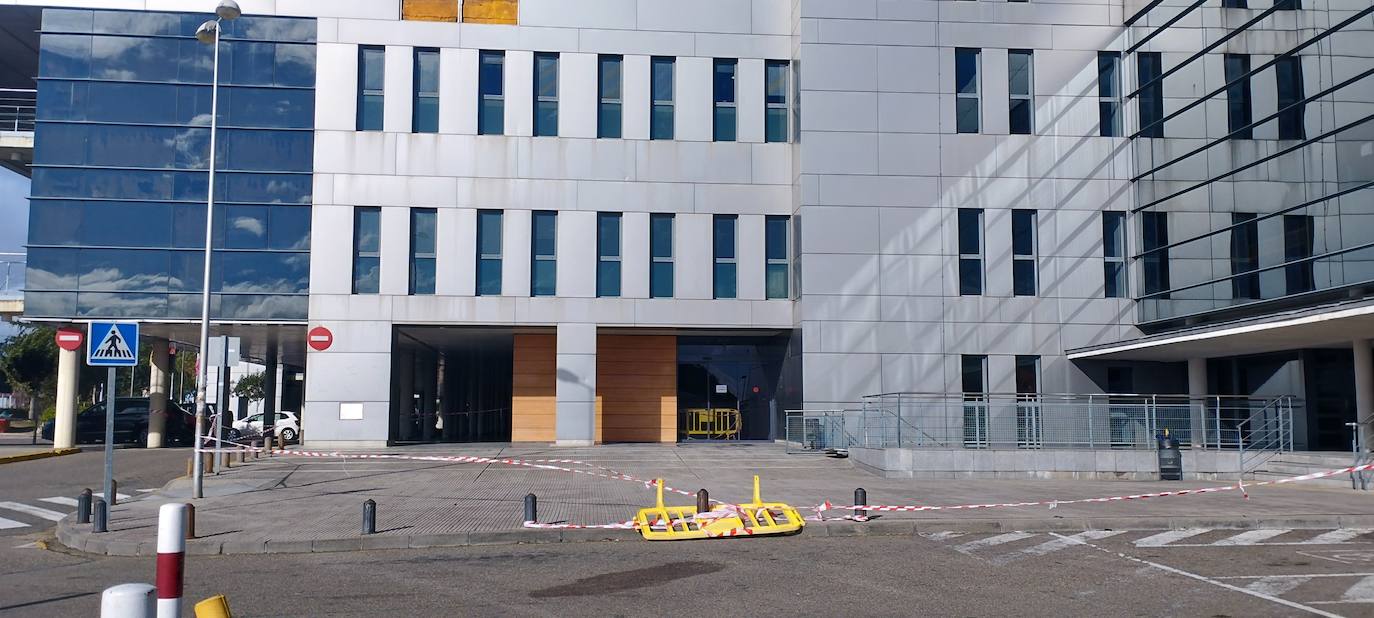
[0,419,9,433]
[1157,433,1182,481]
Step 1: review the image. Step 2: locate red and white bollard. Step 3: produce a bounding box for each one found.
[155,503,188,618]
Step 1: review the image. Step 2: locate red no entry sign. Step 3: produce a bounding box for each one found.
[54,327,83,352]
[308,326,333,352]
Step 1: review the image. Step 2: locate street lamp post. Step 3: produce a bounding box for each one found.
[192,0,241,500]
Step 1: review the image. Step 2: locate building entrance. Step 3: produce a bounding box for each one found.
[391,327,512,444]
[677,334,792,442]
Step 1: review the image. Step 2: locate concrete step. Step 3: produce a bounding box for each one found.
[1265,452,1362,467]
[1251,469,1371,489]
[1258,461,1360,477]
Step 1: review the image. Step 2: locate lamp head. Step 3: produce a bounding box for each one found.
[216,0,242,20]
[195,20,218,44]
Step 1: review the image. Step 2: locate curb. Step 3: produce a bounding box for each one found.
[55,513,1374,557]
[0,447,81,465]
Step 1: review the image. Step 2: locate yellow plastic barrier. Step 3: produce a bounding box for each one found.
[634,476,805,541]
[194,595,233,618]
[681,408,741,440]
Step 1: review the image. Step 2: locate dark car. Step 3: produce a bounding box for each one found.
[0,408,34,432]
[40,398,195,446]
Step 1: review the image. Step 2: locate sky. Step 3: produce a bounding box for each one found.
[0,166,29,342]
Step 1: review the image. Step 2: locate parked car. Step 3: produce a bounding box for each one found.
[0,408,34,432]
[228,411,300,443]
[39,398,195,446]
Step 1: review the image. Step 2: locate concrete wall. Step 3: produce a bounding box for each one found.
[850,447,1246,481]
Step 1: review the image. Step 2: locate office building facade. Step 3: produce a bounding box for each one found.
[10,0,1373,453]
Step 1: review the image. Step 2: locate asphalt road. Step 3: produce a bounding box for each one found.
[4,527,1374,616]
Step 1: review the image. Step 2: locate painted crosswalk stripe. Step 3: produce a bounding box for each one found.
[1244,576,1312,597]
[1212,529,1291,546]
[924,531,966,541]
[93,493,131,501]
[992,530,1126,565]
[0,502,66,522]
[0,516,27,530]
[39,497,78,507]
[1135,528,1212,547]
[953,532,1037,555]
[1342,575,1374,602]
[1307,529,1371,545]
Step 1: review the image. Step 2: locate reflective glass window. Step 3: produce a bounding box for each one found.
[216,294,306,321]
[479,51,505,135]
[172,206,207,249]
[90,35,180,82]
[1224,54,1253,139]
[27,201,82,246]
[77,292,168,319]
[169,251,204,292]
[765,61,788,143]
[25,248,80,291]
[955,48,980,134]
[1284,215,1315,294]
[77,249,169,291]
[597,212,621,298]
[765,215,789,299]
[651,57,674,140]
[1008,50,1034,135]
[1137,53,1164,138]
[1141,212,1170,297]
[358,46,385,131]
[82,202,173,248]
[39,34,91,78]
[958,208,983,296]
[531,211,557,297]
[225,205,269,249]
[1103,211,1127,298]
[534,53,559,137]
[713,59,737,142]
[220,130,313,173]
[713,215,737,300]
[42,9,94,33]
[216,173,311,204]
[1097,52,1122,137]
[1276,56,1305,140]
[410,209,436,295]
[227,41,275,86]
[219,251,308,294]
[91,11,180,36]
[269,206,310,251]
[1231,213,1260,300]
[477,210,503,296]
[225,17,316,43]
[414,49,440,133]
[650,214,673,298]
[598,55,622,139]
[353,207,380,295]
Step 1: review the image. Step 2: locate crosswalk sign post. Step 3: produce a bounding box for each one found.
[88,322,139,517]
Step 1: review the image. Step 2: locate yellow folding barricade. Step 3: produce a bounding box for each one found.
[681,408,741,440]
[634,476,805,540]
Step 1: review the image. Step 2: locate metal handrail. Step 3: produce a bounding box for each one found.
[0,88,36,132]
[1235,396,1293,474]
[1348,414,1373,490]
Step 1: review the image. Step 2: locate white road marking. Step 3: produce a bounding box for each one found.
[1135,528,1211,547]
[1212,529,1292,546]
[39,497,78,507]
[93,493,131,501]
[1051,533,1344,618]
[0,516,27,530]
[0,502,65,521]
[992,530,1127,565]
[13,542,38,548]
[1308,529,1372,545]
[1244,576,1312,597]
[136,489,158,493]
[923,531,966,541]
[1342,575,1374,603]
[952,532,1037,555]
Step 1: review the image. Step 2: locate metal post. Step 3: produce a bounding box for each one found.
[77,488,92,524]
[110,479,118,505]
[192,16,225,501]
[92,498,107,533]
[696,489,709,515]
[184,503,196,540]
[104,368,115,512]
[362,499,376,535]
[155,504,187,618]
[854,488,867,520]
[1088,395,1095,449]
[1214,396,1222,449]
[215,360,229,475]
[523,494,537,523]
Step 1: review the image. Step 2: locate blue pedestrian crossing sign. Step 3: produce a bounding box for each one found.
[87,322,139,367]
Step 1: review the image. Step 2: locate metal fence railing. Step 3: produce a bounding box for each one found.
[786,393,1297,459]
[0,89,35,133]
[0,252,24,300]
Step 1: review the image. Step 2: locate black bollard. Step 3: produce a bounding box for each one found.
[362,499,376,535]
[77,488,92,524]
[523,494,537,524]
[854,488,867,519]
[109,479,118,506]
[92,498,108,533]
[185,503,197,540]
[696,489,710,514]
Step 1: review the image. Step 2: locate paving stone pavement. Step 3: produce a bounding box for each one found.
[53,443,1374,555]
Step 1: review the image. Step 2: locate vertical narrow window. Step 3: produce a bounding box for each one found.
[955,48,981,134]
[413,48,440,133]
[597,213,621,298]
[1012,209,1037,296]
[1103,211,1127,298]
[650,214,674,298]
[1274,0,1299,9]
[409,209,436,295]
[357,46,385,131]
[1141,212,1170,298]
[598,55,622,139]
[1224,54,1253,139]
[1008,49,1034,135]
[961,355,987,395]
[958,208,983,295]
[1284,214,1314,295]
[352,207,381,294]
[1098,52,1122,137]
[1015,356,1040,394]
[713,59,737,142]
[765,215,790,299]
[531,211,556,296]
[962,354,989,447]
[1276,56,1305,140]
[534,52,559,137]
[651,56,675,140]
[1015,354,1041,446]
[765,60,789,143]
[1137,52,1164,138]
[478,50,505,135]
[1222,0,1248,7]
[1230,213,1260,300]
[476,210,503,296]
[713,215,737,299]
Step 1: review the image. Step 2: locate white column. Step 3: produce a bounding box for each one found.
[383,45,413,133]
[555,324,596,446]
[1188,357,1207,448]
[53,347,78,449]
[1354,339,1373,452]
[147,340,169,449]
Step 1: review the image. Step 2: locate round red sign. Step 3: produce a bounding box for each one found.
[307,326,333,352]
[54,327,84,352]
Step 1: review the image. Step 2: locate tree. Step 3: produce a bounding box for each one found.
[0,326,57,420]
[232,371,266,404]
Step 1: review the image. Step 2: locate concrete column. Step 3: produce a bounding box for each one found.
[555,324,596,446]
[1354,339,1373,452]
[1188,358,1207,448]
[263,346,279,442]
[53,346,78,449]
[147,340,169,448]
